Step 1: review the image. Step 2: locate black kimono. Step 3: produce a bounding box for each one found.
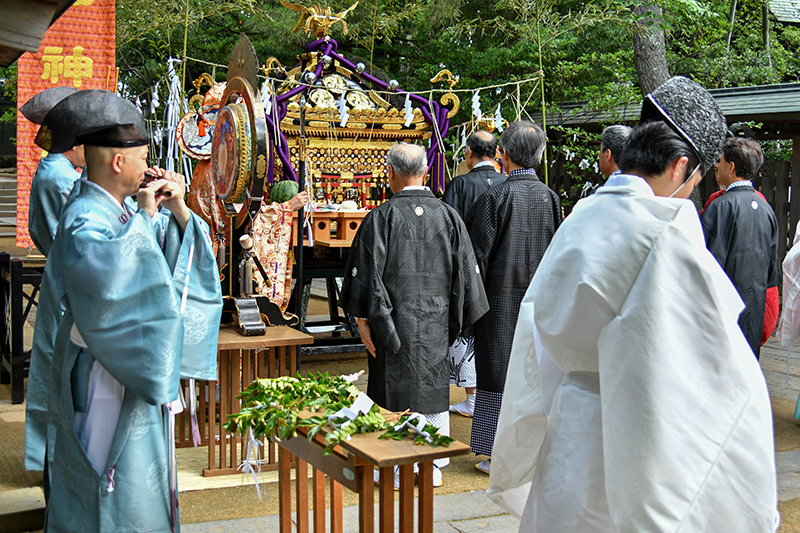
[340,188,489,413]
[442,164,507,219]
[466,170,561,455]
[701,184,780,358]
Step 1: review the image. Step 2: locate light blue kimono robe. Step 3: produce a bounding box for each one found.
[25,156,83,471]
[28,152,81,256]
[24,177,83,471]
[42,179,222,533]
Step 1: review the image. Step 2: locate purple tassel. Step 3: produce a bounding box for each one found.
[171,490,179,532]
[189,378,201,447]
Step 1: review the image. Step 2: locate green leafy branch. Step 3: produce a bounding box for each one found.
[380,414,455,447]
[224,372,452,456]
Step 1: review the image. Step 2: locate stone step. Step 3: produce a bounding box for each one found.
[0,487,45,533]
[0,177,17,190]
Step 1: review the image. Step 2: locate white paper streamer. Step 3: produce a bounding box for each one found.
[472,89,482,121]
[261,80,272,115]
[494,103,504,132]
[238,428,265,500]
[150,81,161,115]
[393,413,433,444]
[328,392,374,428]
[164,58,185,172]
[403,92,414,127]
[338,91,349,127]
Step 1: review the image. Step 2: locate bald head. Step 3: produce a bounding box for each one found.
[386,143,427,193]
[387,143,427,180]
[467,130,497,161]
[84,145,119,171]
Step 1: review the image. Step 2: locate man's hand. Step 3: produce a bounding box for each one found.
[290,191,309,211]
[357,318,376,357]
[139,167,191,230]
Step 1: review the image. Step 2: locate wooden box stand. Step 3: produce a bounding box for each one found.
[292,210,368,248]
[174,324,313,476]
[276,413,470,533]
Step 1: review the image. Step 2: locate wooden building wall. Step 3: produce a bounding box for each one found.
[549,158,799,265]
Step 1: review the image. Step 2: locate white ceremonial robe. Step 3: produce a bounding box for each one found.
[778,222,800,348]
[489,174,778,532]
[777,222,800,419]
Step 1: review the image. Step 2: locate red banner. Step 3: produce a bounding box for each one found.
[15,0,116,248]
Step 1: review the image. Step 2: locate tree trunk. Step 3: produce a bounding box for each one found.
[726,0,737,51]
[632,0,671,96]
[763,1,772,69]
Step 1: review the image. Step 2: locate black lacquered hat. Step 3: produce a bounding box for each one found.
[641,76,727,174]
[35,90,148,153]
[20,87,78,125]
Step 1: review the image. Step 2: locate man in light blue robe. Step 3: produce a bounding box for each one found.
[33,89,222,533]
[28,149,85,256]
[20,87,84,476]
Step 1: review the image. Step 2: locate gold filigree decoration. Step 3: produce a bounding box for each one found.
[280,0,359,38]
[441,93,460,119]
[265,57,285,75]
[431,69,461,119]
[188,95,204,110]
[430,69,458,89]
[278,75,299,95]
[369,90,391,109]
[192,73,216,91]
[256,154,267,179]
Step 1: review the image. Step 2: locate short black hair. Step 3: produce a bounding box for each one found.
[466,131,497,160]
[722,137,763,181]
[500,121,546,169]
[618,121,699,180]
[601,125,632,164]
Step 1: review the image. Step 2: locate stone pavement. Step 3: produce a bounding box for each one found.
[3,338,799,532]
[182,338,800,533]
[183,489,520,533]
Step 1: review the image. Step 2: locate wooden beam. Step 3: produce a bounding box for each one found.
[0,0,59,53]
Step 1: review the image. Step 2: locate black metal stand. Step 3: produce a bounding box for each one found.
[0,253,44,404]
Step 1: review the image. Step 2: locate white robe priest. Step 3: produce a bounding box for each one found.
[489,173,778,532]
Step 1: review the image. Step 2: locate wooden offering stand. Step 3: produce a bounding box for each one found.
[292,210,368,248]
[275,409,470,533]
[173,324,313,476]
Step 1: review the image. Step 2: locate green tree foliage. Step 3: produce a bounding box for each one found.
[7,0,798,184]
[0,64,17,123]
[109,0,800,198]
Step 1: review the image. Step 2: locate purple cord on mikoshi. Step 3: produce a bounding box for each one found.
[264,37,453,193]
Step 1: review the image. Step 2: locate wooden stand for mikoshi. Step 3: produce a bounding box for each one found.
[292,210,368,248]
[275,411,470,533]
[173,325,314,476]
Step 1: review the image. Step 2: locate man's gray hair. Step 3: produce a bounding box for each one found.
[601,125,632,164]
[500,121,546,169]
[387,143,427,180]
